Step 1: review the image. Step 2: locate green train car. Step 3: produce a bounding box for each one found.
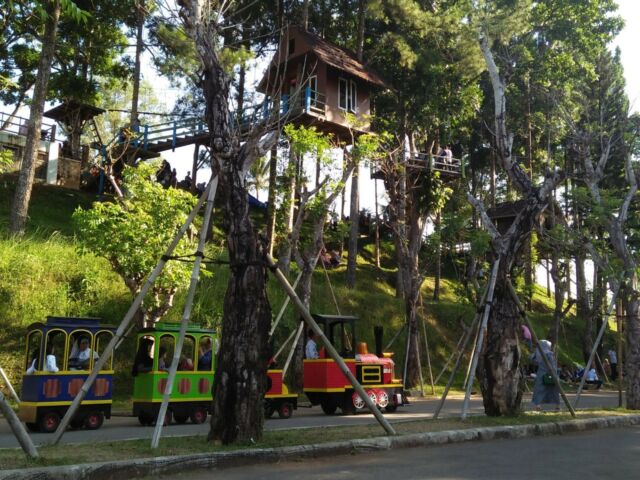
[132,323,216,425]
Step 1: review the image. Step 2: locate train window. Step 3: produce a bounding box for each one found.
[25,331,42,373]
[197,336,213,371]
[178,336,195,371]
[68,330,97,371]
[95,331,114,370]
[45,330,66,372]
[133,336,155,375]
[158,335,175,372]
[331,322,354,357]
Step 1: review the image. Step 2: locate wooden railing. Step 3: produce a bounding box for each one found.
[0,111,56,141]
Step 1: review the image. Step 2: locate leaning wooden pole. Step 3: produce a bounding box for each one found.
[269,270,303,337]
[266,254,396,435]
[506,280,576,417]
[433,273,492,419]
[433,314,480,420]
[434,329,466,384]
[151,176,219,449]
[0,366,20,404]
[50,179,213,445]
[461,258,500,419]
[0,390,38,459]
[282,321,304,378]
[573,284,621,409]
[384,324,406,351]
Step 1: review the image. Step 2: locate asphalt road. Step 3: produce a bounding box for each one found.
[175,424,640,480]
[0,390,621,449]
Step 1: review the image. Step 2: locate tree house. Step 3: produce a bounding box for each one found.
[257,26,390,142]
[486,200,563,237]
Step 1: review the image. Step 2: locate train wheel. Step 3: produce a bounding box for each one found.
[278,402,293,419]
[385,404,398,413]
[321,400,337,415]
[69,418,84,430]
[84,411,104,430]
[174,413,189,424]
[138,413,153,426]
[376,390,389,409]
[368,390,378,408]
[25,422,40,433]
[352,392,365,411]
[39,411,61,433]
[264,402,275,418]
[190,406,207,424]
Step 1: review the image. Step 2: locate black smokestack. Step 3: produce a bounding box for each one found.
[374,326,383,357]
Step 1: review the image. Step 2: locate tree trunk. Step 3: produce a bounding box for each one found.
[433,213,441,301]
[10,0,61,235]
[210,171,272,443]
[276,147,297,276]
[624,285,640,409]
[131,1,145,124]
[575,252,592,362]
[346,159,359,288]
[478,269,523,416]
[190,144,199,194]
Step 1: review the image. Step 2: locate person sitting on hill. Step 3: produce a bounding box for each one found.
[585,368,603,389]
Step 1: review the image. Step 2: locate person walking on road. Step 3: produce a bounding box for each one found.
[531,339,560,411]
[608,348,618,380]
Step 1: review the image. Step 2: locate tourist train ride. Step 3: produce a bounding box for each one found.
[18,317,117,433]
[303,315,406,414]
[17,315,404,432]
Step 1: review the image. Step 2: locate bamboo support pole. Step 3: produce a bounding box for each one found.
[461,259,501,419]
[50,179,213,445]
[462,315,483,391]
[266,254,396,436]
[506,280,576,417]
[0,366,20,404]
[434,329,466,385]
[433,314,480,419]
[151,176,218,449]
[282,321,305,378]
[384,324,406,351]
[421,317,435,395]
[415,334,425,397]
[0,391,38,459]
[433,270,493,420]
[269,270,303,337]
[573,284,621,409]
[402,318,412,389]
[273,327,298,362]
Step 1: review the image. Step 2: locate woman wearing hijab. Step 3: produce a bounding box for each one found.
[132,338,154,376]
[531,339,560,411]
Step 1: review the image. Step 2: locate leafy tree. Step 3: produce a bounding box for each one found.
[72,162,198,326]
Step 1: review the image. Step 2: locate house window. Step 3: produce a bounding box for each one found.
[338,77,357,113]
[308,75,318,107]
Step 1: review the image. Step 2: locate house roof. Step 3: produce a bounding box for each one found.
[44,100,105,123]
[259,26,390,91]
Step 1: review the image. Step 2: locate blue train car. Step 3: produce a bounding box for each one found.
[18,317,117,433]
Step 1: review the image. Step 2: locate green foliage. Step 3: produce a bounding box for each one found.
[72,162,198,322]
[0,148,13,173]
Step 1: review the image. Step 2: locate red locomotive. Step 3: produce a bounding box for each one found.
[303,314,406,414]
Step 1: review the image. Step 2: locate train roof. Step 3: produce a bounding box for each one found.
[26,316,117,333]
[137,322,216,335]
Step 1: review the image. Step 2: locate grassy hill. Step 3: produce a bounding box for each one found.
[0,181,590,401]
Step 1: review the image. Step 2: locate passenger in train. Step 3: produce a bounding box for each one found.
[158,346,169,371]
[132,338,154,376]
[70,337,98,370]
[26,350,39,374]
[178,354,194,371]
[198,338,213,371]
[44,344,59,373]
[305,330,319,359]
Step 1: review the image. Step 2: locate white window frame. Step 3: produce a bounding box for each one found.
[338,77,357,113]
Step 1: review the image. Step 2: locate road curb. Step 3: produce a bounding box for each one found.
[2,414,640,480]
